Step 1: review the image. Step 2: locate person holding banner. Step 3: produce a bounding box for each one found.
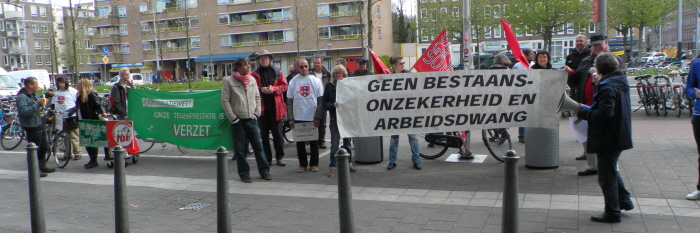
[576,52,634,223]
[221,57,272,183]
[17,77,53,177]
[387,56,422,170]
[287,59,325,173]
[323,65,357,177]
[76,78,109,169]
[251,50,288,167]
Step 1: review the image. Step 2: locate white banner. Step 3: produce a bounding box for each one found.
[336,70,568,137]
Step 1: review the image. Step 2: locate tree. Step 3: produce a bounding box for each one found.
[608,0,638,61]
[62,0,94,83]
[504,0,590,52]
[176,1,199,90]
[392,0,416,44]
[417,0,462,48]
[198,12,218,80]
[288,0,315,57]
[615,0,674,62]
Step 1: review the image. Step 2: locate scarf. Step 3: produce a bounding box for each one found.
[232,71,250,86]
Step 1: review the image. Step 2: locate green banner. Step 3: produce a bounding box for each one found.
[128,89,233,151]
[79,120,108,147]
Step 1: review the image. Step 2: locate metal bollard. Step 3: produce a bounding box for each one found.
[216,147,231,233]
[336,148,355,233]
[501,150,519,233]
[113,146,130,233]
[26,142,46,233]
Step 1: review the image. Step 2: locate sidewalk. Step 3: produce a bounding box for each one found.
[0,111,699,232]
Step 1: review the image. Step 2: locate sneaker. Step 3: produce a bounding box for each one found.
[327,170,336,177]
[349,166,358,173]
[241,177,253,183]
[297,167,306,173]
[262,174,272,180]
[686,190,700,200]
[277,159,286,166]
[73,155,82,161]
[310,166,319,172]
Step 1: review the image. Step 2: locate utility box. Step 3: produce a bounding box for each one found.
[352,136,383,164]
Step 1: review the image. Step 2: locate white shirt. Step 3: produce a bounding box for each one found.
[512,61,535,70]
[287,74,324,121]
[52,87,78,118]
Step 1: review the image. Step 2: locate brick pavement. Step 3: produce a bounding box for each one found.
[1,110,699,232]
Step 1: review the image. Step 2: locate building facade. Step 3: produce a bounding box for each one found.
[89,0,392,82]
[0,1,56,73]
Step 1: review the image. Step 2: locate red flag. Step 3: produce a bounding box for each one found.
[412,29,453,72]
[500,19,529,69]
[368,47,391,74]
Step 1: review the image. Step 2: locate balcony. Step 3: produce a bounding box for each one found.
[9,47,27,54]
[4,11,25,19]
[330,34,361,40]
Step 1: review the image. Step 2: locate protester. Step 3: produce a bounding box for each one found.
[251,50,288,166]
[488,54,511,69]
[52,77,81,161]
[387,56,421,170]
[352,58,374,76]
[576,52,634,223]
[111,67,132,121]
[76,78,108,169]
[565,34,591,71]
[311,57,331,149]
[335,58,352,76]
[221,57,271,183]
[287,59,325,172]
[684,53,700,200]
[323,65,357,177]
[531,50,552,69]
[511,48,535,143]
[565,34,626,176]
[17,77,53,177]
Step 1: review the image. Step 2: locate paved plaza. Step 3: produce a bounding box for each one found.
[1,108,699,232]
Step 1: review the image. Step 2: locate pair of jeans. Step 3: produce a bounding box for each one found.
[231,119,269,179]
[296,121,319,168]
[25,128,49,168]
[328,120,352,169]
[257,114,284,163]
[596,150,631,217]
[692,115,700,190]
[388,134,420,164]
[518,127,525,139]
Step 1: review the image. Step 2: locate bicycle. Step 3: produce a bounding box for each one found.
[633,75,654,116]
[136,134,191,154]
[417,128,512,163]
[43,109,72,168]
[654,75,673,116]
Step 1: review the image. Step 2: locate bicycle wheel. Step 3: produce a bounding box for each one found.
[282,122,293,143]
[1,122,23,150]
[417,133,450,159]
[177,146,190,154]
[675,89,683,117]
[136,134,155,153]
[482,128,511,162]
[660,88,670,116]
[53,131,71,168]
[637,87,650,115]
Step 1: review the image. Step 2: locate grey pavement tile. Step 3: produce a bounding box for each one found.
[642,218,682,231]
[380,210,410,218]
[519,221,547,232]
[369,217,402,227]
[545,228,579,233]
[391,223,424,233]
[430,212,461,222]
[680,225,700,233]
[545,217,579,229]
[400,214,432,225]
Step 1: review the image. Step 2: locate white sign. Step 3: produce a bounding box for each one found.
[292,122,319,142]
[336,70,568,137]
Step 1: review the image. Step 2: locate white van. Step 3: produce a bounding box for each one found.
[0,68,21,97]
[9,69,51,89]
[105,73,144,86]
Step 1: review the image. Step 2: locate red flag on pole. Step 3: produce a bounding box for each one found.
[500,19,529,69]
[368,47,391,74]
[412,29,453,72]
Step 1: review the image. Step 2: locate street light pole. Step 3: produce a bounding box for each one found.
[462,0,471,70]
[151,0,162,81]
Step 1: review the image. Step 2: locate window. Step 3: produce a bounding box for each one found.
[189,17,199,28]
[566,23,573,34]
[41,22,48,33]
[452,7,459,17]
[139,4,148,12]
[219,35,231,46]
[118,6,126,17]
[190,37,200,48]
[378,25,382,39]
[34,39,41,49]
[44,39,50,49]
[218,14,229,26]
[3,56,8,66]
[377,4,381,18]
[121,44,130,54]
[31,6,38,16]
[32,22,40,33]
[36,55,42,65]
[217,0,228,5]
[317,4,329,17]
[120,25,128,36]
[39,7,46,17]
[44,55,51,65]
[86,40,94,49]
[1,38,6,48]
[494,27,501,38]
[0,21,3,31]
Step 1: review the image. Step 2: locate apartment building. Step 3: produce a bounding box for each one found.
[0,1,55,73]
[90,0,392,81]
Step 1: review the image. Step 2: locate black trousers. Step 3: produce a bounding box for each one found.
[258,114,285,162]
[25,128,49,167]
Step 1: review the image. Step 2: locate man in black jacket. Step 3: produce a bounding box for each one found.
[352,58,374,76]
[565,35,591,71]
[577,52,634,223]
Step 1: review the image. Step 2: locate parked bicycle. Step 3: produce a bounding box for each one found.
[43,109,72,168]
[417,128,512,162]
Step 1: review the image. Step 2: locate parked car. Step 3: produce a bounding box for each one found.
[640,52,667,64]
[8,69,51,89]
[105,73,144,86]
[0,68,20,98]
